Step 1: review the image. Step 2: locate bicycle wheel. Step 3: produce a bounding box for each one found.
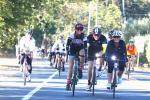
[23,65,27,86]
[72,68,77,96]
[92,66,96,95]
[58,63,61,76]
[23,73,27,86]
[127,66,130,80]
[112,71,117,98]
[113,85,116,98]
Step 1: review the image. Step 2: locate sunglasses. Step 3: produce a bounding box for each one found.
[93,33,100,37]
[76,27,83,31]
[113,36,120,38]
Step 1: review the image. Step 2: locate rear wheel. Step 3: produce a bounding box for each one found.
[23,65,27,86]
[23,74,27,86]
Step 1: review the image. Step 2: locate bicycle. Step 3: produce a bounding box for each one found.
[109,55,119,99]
[22,53,31,86]
[57,53,65,76]
[71,52,80,96]
[90,53,99,95]
[126,55,135,80]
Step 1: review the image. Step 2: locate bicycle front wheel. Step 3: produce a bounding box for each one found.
[113,85,116,98]
[92,67,96,95]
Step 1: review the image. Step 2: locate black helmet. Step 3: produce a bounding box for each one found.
[93,27,102,36]
[75,23,84,31]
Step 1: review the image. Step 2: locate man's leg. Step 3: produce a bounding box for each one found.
[86,60,93,90]
[98,51,104,71]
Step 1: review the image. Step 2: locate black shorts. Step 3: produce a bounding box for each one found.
[107,61,126,73]
[69,47,83,56]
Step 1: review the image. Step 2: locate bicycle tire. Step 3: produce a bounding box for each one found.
[112,70,117,98]
[58,62,61,76]
[113,86,116,98]
[128,66,130,80]
[92,66,96,95]
[58,66,61,76]
[23,65,27,86]
[23,73,26,86]
[72,69,77,96]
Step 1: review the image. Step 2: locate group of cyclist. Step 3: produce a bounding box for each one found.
[16,22,138,90]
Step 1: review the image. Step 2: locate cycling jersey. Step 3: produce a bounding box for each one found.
[66,32,87,55]
[52,39,66,54]
[87,34,107,56]
[19,36,35,54]
[126,44,137,55]
[106,39,127,62]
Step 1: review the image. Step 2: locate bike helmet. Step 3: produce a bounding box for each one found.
[112,30,122,37]
[93,27,102,36]
[108,29,114,36]
[129,39,134,43]
[75,23,84,31]
[26,29,33,35]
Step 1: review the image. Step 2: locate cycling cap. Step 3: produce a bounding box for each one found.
[112,30,122,37]
[75,23,84,30]
[93,27,102,35]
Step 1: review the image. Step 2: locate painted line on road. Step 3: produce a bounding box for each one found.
[21,71,58,100]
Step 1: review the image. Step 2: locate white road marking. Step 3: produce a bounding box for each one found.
[21,71,58,100]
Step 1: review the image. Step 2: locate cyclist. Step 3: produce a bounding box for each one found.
[126,39,137,70]
[86,27,107,90]
[48,41,55,66]
[105,30,127,89]
[51,35,66,71]
[66,23,87,90]
[18,29,35,81]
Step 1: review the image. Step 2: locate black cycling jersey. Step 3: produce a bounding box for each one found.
[105,39,127,62]
[66,32,87,55]
[87,34,107,56]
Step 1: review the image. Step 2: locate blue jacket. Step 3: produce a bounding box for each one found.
[105,39,127,62]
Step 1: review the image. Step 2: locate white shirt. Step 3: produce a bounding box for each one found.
[19,36,35,53]
[52,39,66,53]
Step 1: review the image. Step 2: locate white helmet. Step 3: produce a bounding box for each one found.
[112,30,122,37]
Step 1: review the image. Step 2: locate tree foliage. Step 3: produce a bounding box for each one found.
[0,0,150,50]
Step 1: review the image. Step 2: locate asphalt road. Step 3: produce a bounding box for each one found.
[0,57,150,100]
